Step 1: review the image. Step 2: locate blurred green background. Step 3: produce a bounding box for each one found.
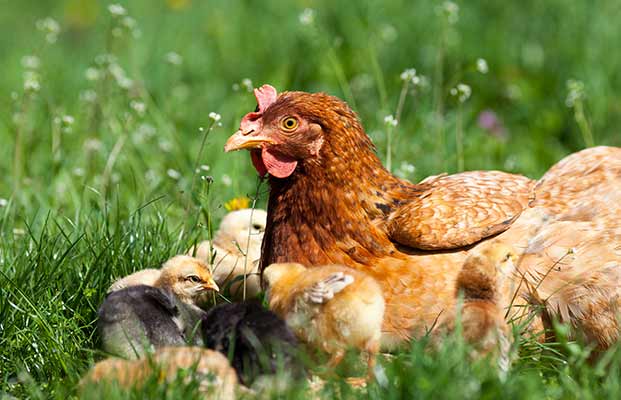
[1,0,621,397]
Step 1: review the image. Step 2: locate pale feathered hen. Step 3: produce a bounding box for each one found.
[224,84,621,352]
[80,346,238,399]
[263,263,384,384]
[189,208,267,299]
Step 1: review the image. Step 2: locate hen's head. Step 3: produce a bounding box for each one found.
[224,84,372,179]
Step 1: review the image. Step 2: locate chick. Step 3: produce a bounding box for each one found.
[108,269,161,292]
[189,208,267,299]
[154,255,219,306]
[201,301,303,386]
[263,263,385,385]
[98,285,207,359]
[80,346,238,399]
[108,255,219,307]
[432,243,518,371]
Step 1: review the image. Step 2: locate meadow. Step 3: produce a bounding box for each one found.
[1,0,621,398]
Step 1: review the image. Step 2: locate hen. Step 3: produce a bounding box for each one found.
[224,84,621,350]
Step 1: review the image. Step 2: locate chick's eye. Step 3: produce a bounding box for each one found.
[186,275,201,283]
[281,117,299,132]
[252,223,264,231]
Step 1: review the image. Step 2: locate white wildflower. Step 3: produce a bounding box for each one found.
[130,101,147,116]
[450,83,471,103]
[23,71,41,92]
[122,16,136,29]
[200,165,210,172]
[380,24,398,42]
[84,138,103,152]
[80,90,97,103]
[36,17,60,43]
[109,63,133,89]
[108,4,127,16]
[221,174,232,186]
[73,167,85,177]
[95,53,117,66]
[476,58,489,74]
[299,8,315,25]
[400,68,423,86]
[165,52,183,66]
[21,55,40,70]
[384,115,398,127]
[85,67,101,81]
[438,1,459,24]
[159,140,173,152]
[0,198,7,207]
[62,115,75,125]
[208,112,221,122]
[145,169,159,183]
[241,78,253,92]
[13,228,26,236]
[565,79,585,107]
[167,169,181,180]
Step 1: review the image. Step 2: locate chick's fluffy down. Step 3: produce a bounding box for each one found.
[266,264,385,353]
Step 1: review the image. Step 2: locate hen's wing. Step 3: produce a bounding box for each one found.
[387,171,533,250]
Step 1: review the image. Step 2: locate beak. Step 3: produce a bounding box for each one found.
[224,130,275,152]
[203,278,220,292]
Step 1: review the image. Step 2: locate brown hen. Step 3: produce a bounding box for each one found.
[224,84,621,351]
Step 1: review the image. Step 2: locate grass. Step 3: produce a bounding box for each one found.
[1,0,621,398]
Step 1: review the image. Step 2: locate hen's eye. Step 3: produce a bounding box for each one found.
[281,117,299,132]
[186,275,201,283]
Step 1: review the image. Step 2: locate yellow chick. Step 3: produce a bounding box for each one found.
[155,255,219,306]
[189,208,267,299]
[433,243,518,371]
[108,255,219,306]
[80,346,238,399]
[263,263,384,385]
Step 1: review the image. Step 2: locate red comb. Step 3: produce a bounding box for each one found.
[239,84,278,134]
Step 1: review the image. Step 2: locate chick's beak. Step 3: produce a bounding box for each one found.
[224,130,275,152]
[203,278,219,292]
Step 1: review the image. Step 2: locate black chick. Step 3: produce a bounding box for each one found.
[98,285,206,359]
[200,302,304,385]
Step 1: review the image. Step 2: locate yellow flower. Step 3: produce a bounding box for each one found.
[224,197,250,211]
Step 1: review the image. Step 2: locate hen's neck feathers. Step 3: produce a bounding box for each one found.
[261,97,425,268]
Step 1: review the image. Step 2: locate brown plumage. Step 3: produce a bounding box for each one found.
[224,84,621,351]
[263,262,384,384]
[80,346,238,399]
[433,243,518,370]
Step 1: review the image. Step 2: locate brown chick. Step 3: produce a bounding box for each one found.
[188,208,267,299]
[80,346,238,399]
[433,243,517,371]
[263,262,384,385]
